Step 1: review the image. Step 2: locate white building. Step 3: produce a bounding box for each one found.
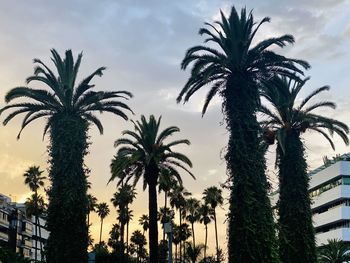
[271,154,350,246]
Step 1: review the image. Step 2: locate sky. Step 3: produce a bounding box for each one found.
[1,0,350,258]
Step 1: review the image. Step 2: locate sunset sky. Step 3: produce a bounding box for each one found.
[1,0,350,257]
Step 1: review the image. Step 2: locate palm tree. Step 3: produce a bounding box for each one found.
[109,115,194,262]
[184,198,200,248]
[138,214,149,236]
[0,49,133,262]
[184,242,205,263]
[111,183,136,255]
[203,186,223,262]
[130,230,147,263]
[87,194,98,228]
[169,184,191,261]
[96,202,110,244]
[158,169,178,239]
[199,203,213,259]
[318,239,350,263]
[173,224,181,262]
[23,166,46,263]
[260,75,349,263]
[177,6,310,263]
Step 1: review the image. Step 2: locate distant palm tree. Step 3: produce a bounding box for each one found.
[184,242,205,263]
[177,6,309,263]
[184,198,200,248]
[203,186,223,262]
[111,183,136,255]
[158,169,178,239]
[87,194,97,228]
[23,165,46,262]
[130,230,147,263]
[199,203,213,259]
[96,202,110,244]
[138,214,149,236]
[109,115,194,262]
[318,239,350,263]
[261,76,349,263]
[169,184,191,261]
[0,49,133,262]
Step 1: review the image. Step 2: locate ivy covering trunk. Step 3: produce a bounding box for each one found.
[225,77,278,263]
[277,131,316,263]
[46,114,89,263]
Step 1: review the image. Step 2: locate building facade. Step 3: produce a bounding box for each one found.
[0,193,49,261]
[271,155,350,246]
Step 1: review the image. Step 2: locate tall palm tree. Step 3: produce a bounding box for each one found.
[198,203,213,259]
[0,49,133,262]
[203,186,223,262]
[111,183,136,255]
[260,75,349,263]
[158,169,178,239]
[96,202,110,244]
[318,239,350,263]
[23,166,46,263]
[177,6,309,263]
[169,184,191,261]
[184,198,200,248]
[109,115,194,263]
[87,194,98,228]
[138,214,149,236]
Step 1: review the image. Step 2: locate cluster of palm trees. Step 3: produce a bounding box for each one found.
[1,4,350,263]
[88,181,223,263]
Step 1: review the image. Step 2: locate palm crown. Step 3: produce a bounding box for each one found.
[96,202,110,220]
[260,75,349,152]
[177,6,310,115]
[110,115,194,187]
[23,166,46,193]
[0,49,133,138]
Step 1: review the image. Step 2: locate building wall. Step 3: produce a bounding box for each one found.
[271,160,350,246]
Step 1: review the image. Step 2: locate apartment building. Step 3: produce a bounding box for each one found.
[0,193,49,261]
[271,154,350,245]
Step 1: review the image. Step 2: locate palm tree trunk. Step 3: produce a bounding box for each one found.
[99,218,103,244]
[34,191,38,263]
[35,215,38,262]
[191,222,195,248]
[120,220,125,256]
[163,191,167,241]
[147,167,159,263]
[175,244,178,263]
[224,77,277,263]
[179,208,182,262]
[214,209,219,263]
[204,224,208,259]
[278,133,316,263]
[46,116,89,263]
[126,219,129,256]
[38,217,44,262]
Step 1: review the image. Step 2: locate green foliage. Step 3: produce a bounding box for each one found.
[318,239,350,263]
[0,49,132,263]
[110,115,193,263]
[261,75,349,263]
[178,4,310,262]
[0,247,31,263]
[184,242,205,263]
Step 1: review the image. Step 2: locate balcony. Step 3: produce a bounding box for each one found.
[0,231,8,241]
[313,206,350,228]
[312,185,350,209]
[316,228,350,245]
